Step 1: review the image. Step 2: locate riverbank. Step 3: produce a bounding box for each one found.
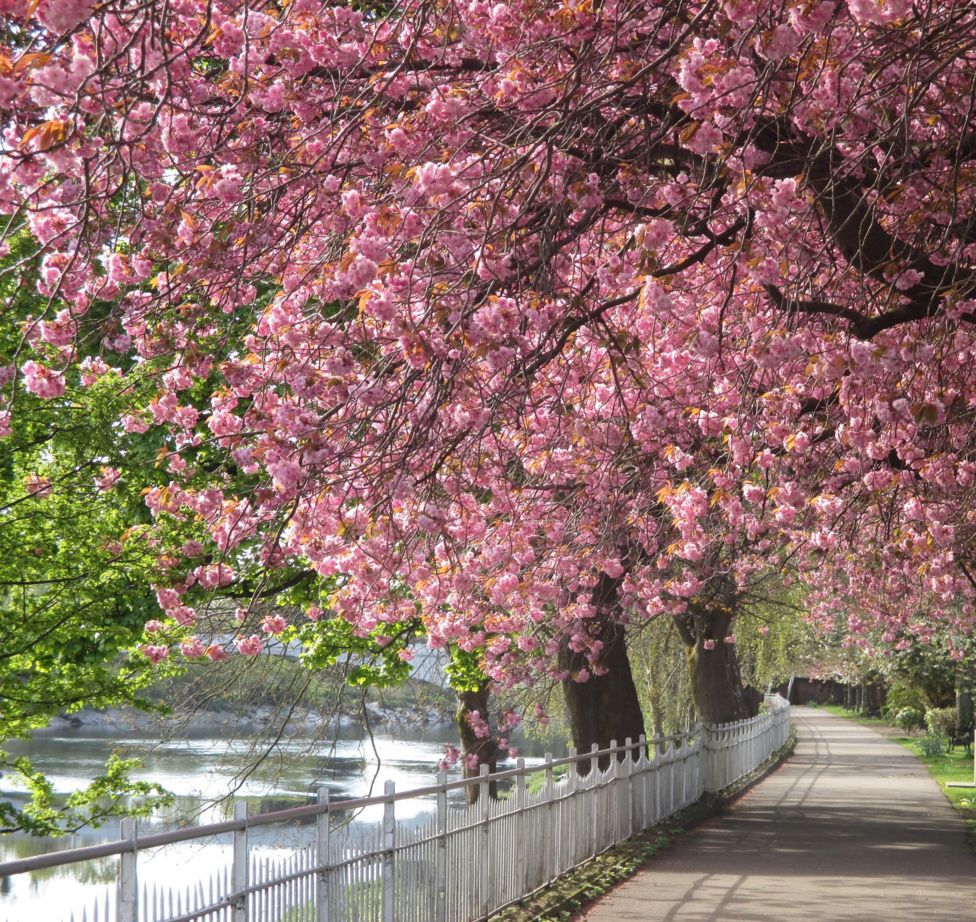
[42,696,454,735]
[38,659,456,736]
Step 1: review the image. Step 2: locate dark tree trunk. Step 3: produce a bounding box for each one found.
[455,683,499,803]
[863,676,884,715]
[956,666,973,730]
[674,589,758,725]
[560,574,645,771]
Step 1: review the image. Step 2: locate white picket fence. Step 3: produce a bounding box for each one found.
[1,696,789,922]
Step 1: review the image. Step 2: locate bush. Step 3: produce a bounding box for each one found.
[882,684,928,722]
[925,706,957,737]
[893,706,924,732]
[918,734,947,757]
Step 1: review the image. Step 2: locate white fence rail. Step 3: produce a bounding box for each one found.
[1,696,789,922]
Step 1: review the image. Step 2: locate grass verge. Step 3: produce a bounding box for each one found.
[821,704,976,849]
[493,731,796,922]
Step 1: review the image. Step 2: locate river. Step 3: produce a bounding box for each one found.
[0,720,547,922]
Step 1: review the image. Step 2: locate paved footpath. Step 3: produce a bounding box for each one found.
[581,706,976,921]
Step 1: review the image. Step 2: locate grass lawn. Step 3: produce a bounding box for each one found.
[820,704,976,846]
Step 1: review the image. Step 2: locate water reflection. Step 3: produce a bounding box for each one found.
[0,723,546,921]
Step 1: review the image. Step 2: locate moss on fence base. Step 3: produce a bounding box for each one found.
[493,732,796,922]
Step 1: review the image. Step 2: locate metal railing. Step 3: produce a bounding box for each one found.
[1,695,790,922]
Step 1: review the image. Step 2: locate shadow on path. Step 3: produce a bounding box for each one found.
[581,707,976,921]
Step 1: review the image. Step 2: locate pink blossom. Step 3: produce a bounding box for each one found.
[180,636,205,657]
[95,467,121,491]
[170,606,196,627]
[437,744,460,772]
[260,613,288,636]
[25,473,52,498]
[206,644,230,662]
[465,709,491,740]
[21,361,65,399]
[235,634,264,656]
[36,0,94,34]
[140,644,169,665]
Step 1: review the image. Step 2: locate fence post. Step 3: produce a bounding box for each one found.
[514,758,527,901]
[638,734,648,830]
[679,732,687,806]
[479,764,491,919]
[589,743,599,857]
[232,802,248,922]
[316,787,331,922]
[565,747,577,872]
[382,780,395,922]
[117,818,137,922]
[544,752,554,883]
[624,738,634,839]
[435,771,448,922]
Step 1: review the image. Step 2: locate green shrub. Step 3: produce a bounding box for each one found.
[925,706,957,737]
[893,706,924,732]
[918,734,947,757]
[882,684,928,722]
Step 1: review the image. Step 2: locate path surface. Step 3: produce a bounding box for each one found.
[581,706,976,921]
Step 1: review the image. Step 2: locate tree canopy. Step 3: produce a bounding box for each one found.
[2,0,976,711]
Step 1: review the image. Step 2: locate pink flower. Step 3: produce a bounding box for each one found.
[36,0,95,34]
[437,744,460,772]
[180,636,205,657]
[21,361,65,399]
[140,644,169,665]
[743,483,765,504]
[194,563,235,589]
[170,605,196,627]
[95,467,121,491]
[144,619,164,633]
[305,605,324,622]
[260,613,288,635]
[25,473,52,498]
[206,644,230,662]
[702,638,717,650]
[465,709,491,739]
[38,309,77,346]
[235,634,264,656]
[601,558,624,579]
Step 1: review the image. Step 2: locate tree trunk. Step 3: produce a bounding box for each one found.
[957,666,973,730]
[560,574,645,770]
[863,676,884,715]
[674,589,757,725]
[455,683,499,803]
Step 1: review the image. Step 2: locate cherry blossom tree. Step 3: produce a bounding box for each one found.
[3,0,976,737]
